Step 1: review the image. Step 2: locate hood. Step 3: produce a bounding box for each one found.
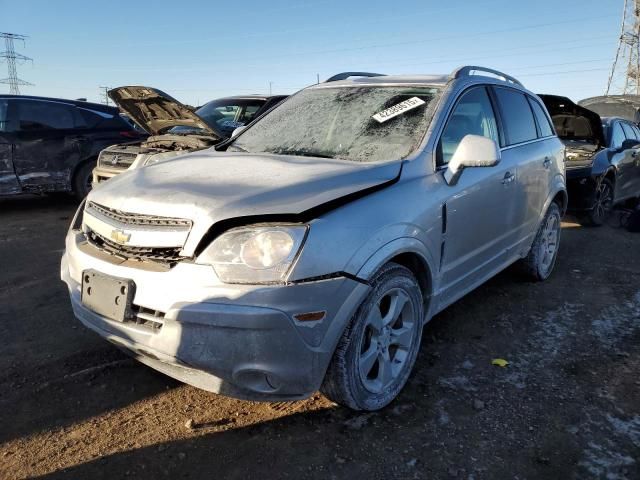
[87,152,401,256]
[579,95,640,123]
[109,86,222,138]
[538,94,605,147]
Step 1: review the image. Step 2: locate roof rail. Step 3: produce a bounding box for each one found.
[452,66,523,87]
[324,72,385,83]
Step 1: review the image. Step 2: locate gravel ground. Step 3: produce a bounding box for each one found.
[0,195,638,480]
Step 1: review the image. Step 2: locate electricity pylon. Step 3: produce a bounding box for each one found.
[607,0,640,95]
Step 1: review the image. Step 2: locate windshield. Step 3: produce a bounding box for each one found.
[187,98,266,136]
[229,86,440,163]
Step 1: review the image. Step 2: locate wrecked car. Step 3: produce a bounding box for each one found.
[62,67,566,411]
[0,95,143,199]
[540,94,640,225]
[92,87,286,184]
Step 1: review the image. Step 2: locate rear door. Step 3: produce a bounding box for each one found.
[0,98,20,194]
[12,99,81,192]
[492,87,551,247]
[438,86,517,299]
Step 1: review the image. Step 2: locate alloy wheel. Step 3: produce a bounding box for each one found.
[358,288,417,394]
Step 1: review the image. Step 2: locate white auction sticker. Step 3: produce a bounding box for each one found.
[372,97,426,123]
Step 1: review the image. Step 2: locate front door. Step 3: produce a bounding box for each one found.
[11,99,81,192]
[436,86,517,304]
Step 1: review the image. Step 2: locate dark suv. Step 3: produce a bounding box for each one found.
[0,95,143,199]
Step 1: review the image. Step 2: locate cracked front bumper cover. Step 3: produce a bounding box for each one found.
[61,246,369,401]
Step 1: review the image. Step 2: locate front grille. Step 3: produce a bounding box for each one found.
[98,150,138,169]
[88,202,192,228]
[87,230,184,264]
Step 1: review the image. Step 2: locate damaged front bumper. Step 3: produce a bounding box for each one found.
[61,231,370,401]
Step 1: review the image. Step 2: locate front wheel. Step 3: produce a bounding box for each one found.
[72,161,96,201]
[581,177,614,226]
[520,202,562,281]
[321,262,424,411]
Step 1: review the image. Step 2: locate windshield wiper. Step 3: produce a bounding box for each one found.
[273,149,336,159]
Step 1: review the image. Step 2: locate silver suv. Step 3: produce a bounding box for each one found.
[61,66,566,411]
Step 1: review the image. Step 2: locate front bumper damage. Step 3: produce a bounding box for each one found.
[61,231,370,401]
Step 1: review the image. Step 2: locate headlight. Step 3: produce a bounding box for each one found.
[69,199,86,232]
[197,225,307,284]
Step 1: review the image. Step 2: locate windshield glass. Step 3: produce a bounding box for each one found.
[229,86,440,163]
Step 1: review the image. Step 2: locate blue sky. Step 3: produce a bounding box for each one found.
[1,0,622,105]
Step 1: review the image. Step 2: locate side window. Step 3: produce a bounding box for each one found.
[494,88,538,145]
[610,122,626,149]
[16,101,75,131]
[438,87,499,165]
[631,124,640,140]
[238,104,262,124]
[621,122,636,140]
[528,98,554,138]
[0,99,8,132]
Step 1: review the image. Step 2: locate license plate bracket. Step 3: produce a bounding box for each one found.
[81,270,136,322]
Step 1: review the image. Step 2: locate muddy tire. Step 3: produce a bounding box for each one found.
[580,177,615,227]
[321,262,423,411]
[72,161,95,201]
[520,202,562,281]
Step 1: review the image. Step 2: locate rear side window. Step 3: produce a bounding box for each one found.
[528,98,554,137]
[631,124,640,139]
[16,100,75,130]
[494,88,538,145]
[438,87,499,165]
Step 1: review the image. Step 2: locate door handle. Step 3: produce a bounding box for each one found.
[502,172,515,185]
[543,157,552,168]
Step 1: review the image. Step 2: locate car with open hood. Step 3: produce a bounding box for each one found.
[540,94,640,225]
[62,67,566,411]
[92,87,286,184]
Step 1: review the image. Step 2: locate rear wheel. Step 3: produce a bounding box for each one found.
[520,202,562,281]
[321,263,423,411]
[581,177,614,226]
[72,161,95,201]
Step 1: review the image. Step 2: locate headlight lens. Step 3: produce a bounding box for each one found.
[198,225,307,284]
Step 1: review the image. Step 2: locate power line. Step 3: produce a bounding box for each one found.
[0,32,33,94]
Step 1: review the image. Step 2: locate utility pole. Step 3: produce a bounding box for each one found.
[607,0,640,95]
[269,81,273,96]
[99,86,112,105]
[316,73,320,84]
[0,32,33,94]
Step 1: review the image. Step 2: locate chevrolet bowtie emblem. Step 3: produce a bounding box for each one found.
[110,229,131,244]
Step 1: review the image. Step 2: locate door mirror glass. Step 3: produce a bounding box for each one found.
[444,134,501,185]
[620,138,639,151]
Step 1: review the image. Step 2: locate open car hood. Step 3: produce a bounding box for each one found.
[108,86,222,138]
[538,94,605,147]
[579,95,640,124]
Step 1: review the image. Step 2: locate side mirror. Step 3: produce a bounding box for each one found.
[444,135,501,186]
[232,126,247,137]
[620,138,639,151]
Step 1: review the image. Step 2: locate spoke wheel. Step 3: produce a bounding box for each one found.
[358,288,417,394]
[321,263,424,411]
[592,178,614,224]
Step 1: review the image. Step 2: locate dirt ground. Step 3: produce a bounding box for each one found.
[0,194,638,480]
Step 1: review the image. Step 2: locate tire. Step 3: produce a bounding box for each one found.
[321,262,424,411]
[580,177,615,227]
[72,161,96,201]
[520,202,562,281]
